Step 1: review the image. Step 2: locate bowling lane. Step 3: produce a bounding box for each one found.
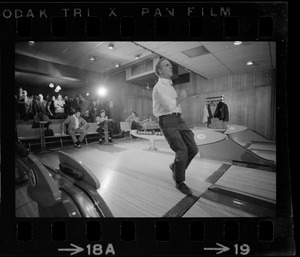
[37,139,224,217]
[215,165,276,203]
[183,198,255,217]
[183,165,276,217]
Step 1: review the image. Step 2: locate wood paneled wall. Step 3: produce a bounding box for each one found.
[20,68,276,140]
[108,69,276,140]
[179,70,276,140]
[105,71,154,122]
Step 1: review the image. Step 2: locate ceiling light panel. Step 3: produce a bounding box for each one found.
[181,45,210,58]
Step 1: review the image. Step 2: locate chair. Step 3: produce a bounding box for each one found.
[120,122,132,140]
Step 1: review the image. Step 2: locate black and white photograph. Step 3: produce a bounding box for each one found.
[15,41,277,218]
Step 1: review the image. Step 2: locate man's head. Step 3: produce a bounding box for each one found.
[79,94,85,101]
[155,58,173,79]
[100,110,106,117]
[38,94,44,101]
[131,111,137,117]
[74,109,81,118]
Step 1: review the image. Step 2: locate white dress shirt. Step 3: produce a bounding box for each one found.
[152,78,182,118]
[73,114,79,129]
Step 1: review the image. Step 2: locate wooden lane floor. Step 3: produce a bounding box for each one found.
[36,138,276,217]
[184,165,276,217]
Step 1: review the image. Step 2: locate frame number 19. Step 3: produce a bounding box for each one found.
[234,244,250,255]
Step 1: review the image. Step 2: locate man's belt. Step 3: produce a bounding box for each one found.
[159,113,181,118]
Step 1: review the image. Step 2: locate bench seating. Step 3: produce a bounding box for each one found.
[17,122,100,152]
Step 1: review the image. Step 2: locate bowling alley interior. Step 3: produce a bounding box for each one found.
[13,41,277,218]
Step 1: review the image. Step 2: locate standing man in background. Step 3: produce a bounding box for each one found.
[152,58,198,195]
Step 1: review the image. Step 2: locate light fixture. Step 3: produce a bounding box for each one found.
[86,93,90,96]
[49,82,54,88]
[115,63,120,68]
[108,43,114,50]
[233,41,242,45]
[246,61,253,65]
[97,87,107,97]
[135,54,140,60]
[28,41,35,46]
[89,56,95,61]
[56,85,61,90]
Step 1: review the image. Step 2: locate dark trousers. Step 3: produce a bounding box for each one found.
[97,127,113,139]
[159,114,198,182]
[131,120,143,130]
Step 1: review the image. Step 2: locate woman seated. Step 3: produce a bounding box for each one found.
[95,110,113,144]
[125,111,143,130]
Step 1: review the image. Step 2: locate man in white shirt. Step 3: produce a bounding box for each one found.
[152,58,198,195]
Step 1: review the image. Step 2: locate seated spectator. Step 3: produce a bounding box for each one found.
[54,94,65,118]
[126,111,143,130]
[95,110,113,144]
[32,111,51,128]
[61,109,89,148]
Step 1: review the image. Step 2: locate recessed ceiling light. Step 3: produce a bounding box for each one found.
[115,63,120,68]
[234,41,242,45]
[28,41,35,46]
[247,61,253,65]
[135,54,140,60]
[90,56,95,61]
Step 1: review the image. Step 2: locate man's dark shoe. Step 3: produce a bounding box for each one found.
[99,139,103,144]
[175,182,192,195]
[74,142,80,148]
[108,137,113,143]
[169,163,176,182]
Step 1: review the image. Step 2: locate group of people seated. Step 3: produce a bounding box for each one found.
[15,87,153,148]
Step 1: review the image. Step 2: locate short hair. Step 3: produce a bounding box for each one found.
[155,57,169,77]
[131,111,138,117]
[100,109,106,113]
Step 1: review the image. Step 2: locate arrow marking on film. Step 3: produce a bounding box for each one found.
[58,243,84,256]
[204,243,230,255]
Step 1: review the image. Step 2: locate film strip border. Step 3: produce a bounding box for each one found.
[0,217,294,256]
[0,1,292,256]
[0,2,287,40]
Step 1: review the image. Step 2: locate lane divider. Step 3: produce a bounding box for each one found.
[205,164,231,184]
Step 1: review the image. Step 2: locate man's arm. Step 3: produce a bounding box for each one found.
[61,116,70,134]
[80,118,90,130]
[176,90,187,106]
[154,86,187,113]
